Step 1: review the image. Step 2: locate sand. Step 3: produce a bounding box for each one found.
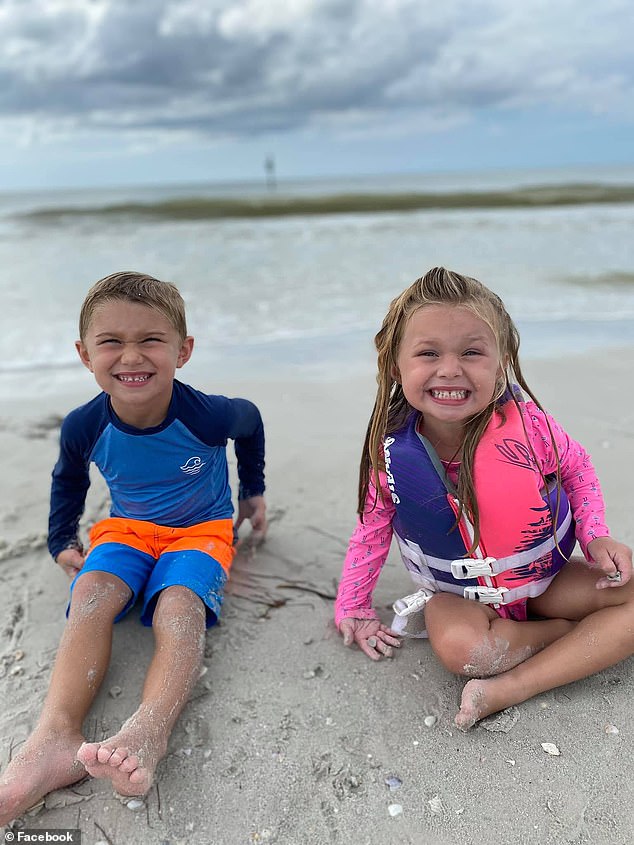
[1,349,633,844]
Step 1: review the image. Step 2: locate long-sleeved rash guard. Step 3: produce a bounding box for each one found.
[48,379,265,560]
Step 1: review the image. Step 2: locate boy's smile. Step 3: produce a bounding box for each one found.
[395,304,502,447]
[76,300,193,428]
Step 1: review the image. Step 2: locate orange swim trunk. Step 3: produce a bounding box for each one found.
[71,516,235,627]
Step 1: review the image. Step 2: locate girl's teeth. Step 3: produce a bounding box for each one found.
[432,390,467,400]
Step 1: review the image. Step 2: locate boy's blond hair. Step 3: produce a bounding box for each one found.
[79,271,187,341]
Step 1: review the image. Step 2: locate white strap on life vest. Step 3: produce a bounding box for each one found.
[396,506,571,581]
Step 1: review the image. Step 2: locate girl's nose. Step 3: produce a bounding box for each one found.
[436,354,462,378]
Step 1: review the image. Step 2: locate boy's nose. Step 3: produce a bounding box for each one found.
[120,343,144,364]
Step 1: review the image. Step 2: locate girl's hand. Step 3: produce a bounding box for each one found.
[56,547,85,578]
[339,617,402,661]
[587,537,633,588]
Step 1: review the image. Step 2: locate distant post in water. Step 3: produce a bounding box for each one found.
[264,155,276,191]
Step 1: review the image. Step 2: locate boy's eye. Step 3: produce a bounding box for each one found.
[142,337,163,344]
[98,338,120,345]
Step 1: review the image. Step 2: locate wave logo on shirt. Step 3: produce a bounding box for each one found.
[180,456,206,475]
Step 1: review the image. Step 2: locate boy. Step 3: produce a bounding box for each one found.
[0,271,266,825]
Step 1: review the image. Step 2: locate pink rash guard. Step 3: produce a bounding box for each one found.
[335,402,609,628]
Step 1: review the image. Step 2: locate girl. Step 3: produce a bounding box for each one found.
[335,267,633,729]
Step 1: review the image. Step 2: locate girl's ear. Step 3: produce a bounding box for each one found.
[391,365,401,384]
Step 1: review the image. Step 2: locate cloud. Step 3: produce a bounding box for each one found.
[1,0,632,147]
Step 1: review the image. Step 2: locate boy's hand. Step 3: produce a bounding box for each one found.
[339,617,402,662]
[587,537,633,588]
[234,495,267,546]
[56,547,86,578]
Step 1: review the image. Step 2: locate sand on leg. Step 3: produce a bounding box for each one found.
[77,585,206,796]
[0,571,131,826]
[425,591,575,678]
[453,560,634,728]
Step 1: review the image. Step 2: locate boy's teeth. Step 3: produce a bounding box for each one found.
[119,375,149,382]
[431,389,467,400]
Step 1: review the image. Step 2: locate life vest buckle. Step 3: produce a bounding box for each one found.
[451,557,496,579]
[392,588,434,617]
[464,585,509,606]
[391,588,434,639]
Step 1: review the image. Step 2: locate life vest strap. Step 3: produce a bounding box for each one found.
[405,566,560,606]
[429,506,573,579]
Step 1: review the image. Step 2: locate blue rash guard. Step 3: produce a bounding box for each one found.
[48,379,265,560]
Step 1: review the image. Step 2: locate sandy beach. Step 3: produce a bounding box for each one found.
[1,347,633,845]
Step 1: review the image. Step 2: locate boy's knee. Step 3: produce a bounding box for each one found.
[69,571,131,619]
[153,586,206,629]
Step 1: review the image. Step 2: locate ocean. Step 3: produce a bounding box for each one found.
[2,163,634,401]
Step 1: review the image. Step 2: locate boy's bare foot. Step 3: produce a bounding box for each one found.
[77,708,168,796]
[0,725,86,826]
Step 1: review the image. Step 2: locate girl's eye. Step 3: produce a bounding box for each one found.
[418,350,438,357]
[463,349,482,356]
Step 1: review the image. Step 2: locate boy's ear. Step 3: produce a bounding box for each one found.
[176,336,194,368]
[75,340,94,372]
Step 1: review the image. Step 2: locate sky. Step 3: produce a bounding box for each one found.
[1,0,633,191]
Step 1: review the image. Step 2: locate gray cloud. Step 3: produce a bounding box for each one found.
[1,0,632,143]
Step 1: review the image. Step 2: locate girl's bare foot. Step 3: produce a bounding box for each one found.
[0,724,86,826]
[454,677,509,730]
[77,707,168,796]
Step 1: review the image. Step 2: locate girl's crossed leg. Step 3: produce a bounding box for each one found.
[0,571,132,826]
[424,559,634,729]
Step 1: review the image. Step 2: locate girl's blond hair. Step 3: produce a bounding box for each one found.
[359,266,560,553]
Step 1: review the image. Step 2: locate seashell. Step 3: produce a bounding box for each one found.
[108,685,123,698]
[424,715,437,727]
[126,798,144,810]
[541,742,561,756]
[428,795,445,815]
[388,803,403,817]
[384,775,402,791]
[605,724,620,735]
